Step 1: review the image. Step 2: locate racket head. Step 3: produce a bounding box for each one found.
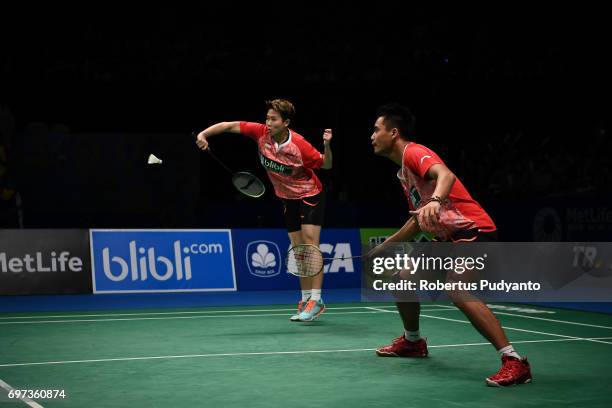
[232,172,266,198]
[285,244,324,278]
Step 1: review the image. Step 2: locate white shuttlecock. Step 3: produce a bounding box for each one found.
[147,154,163,164]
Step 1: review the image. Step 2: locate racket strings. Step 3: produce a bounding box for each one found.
[232,172,265,198]
[286,245,324,277]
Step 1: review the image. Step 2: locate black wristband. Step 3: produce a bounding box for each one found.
[428,196,444,204]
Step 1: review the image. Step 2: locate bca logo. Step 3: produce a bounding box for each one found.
[246,241,281,278]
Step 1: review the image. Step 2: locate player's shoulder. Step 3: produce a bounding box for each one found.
[240,122,268,139]
[241,121,267,129]
[406,142,432,153]
[403,142,442,169]
[289,129,311,147]
[289,128,305,140]
[405,142,437,157]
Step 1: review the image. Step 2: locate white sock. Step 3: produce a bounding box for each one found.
[404,330,421,342]
[310,289,322,301]
[301,290,312,302]
[498,345,521,359]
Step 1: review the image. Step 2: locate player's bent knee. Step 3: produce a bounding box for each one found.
[447,290,479,304]
[300,233,319,245]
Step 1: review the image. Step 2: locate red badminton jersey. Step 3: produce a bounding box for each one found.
[398,142,496,240]
[240,122,324,199]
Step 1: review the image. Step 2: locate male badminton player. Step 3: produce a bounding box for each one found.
[369,103,532,386]
[195,99,332,322]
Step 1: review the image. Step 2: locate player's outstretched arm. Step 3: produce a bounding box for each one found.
[386,216,421,244]
[367,217,420,258]
[195,121,241,150]
[321,129,333,169]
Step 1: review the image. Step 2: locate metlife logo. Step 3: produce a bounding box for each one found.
[0,229,91,295]
[90,230,236,293]
[0,251,82,273]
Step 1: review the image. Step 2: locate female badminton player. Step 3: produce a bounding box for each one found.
[195,99,332,322]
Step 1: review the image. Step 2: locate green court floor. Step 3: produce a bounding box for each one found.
[1,303,611,407]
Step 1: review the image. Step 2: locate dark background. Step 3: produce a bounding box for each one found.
[1,4,609,239]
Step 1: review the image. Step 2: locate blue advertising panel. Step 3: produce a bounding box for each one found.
[232,229,362,290]
[90,230,236,293]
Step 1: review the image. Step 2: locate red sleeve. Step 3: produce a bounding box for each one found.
[403,145,442,178]
[239,121,267,141]
[295,137,324,169]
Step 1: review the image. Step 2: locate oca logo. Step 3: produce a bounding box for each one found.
[246,241,281,278]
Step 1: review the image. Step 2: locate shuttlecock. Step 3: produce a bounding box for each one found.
[148,154,163,164]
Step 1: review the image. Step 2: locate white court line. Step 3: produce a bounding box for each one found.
[366,307,612,345]
[486,311,612,331]
[429,337,612,348]
[0,310,395,325]
[365,307,393,312]
[368,304,454,310]
[422,314,612,345]
[3,304,607,335]
[1,336,612,369]
[0,308,452,326]
[403,304,612,331]
[0,306,443,321]
[0,378,44,407]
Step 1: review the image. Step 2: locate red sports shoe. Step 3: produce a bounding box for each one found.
[486,355,532,386]
[376,335,428,357]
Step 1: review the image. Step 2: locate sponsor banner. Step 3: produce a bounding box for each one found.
[90,229,236,293]
[487,199,612,241]
[360,228,434,248]
[361,242,612,302]
[232,229,362,290]
[359,228,434,299]
[0,229,91,295]
[532,205,612,242]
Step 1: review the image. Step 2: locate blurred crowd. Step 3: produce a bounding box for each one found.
[0,101,607,228]
[1,6,608,228]
[456,125,610,200]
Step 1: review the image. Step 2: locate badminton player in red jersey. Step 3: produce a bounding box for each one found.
[195,99,332,322]
[369,103,532,386]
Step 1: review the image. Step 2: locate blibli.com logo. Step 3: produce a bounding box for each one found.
[246,241,281,278]
[102,240,221,282]
[91,230,236,293]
